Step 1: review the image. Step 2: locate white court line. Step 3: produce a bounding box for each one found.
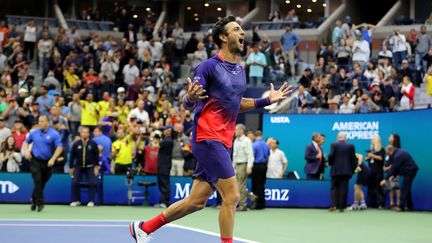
[0,219,260,243]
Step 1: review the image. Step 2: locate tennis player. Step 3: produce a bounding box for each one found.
[130,16,291,243]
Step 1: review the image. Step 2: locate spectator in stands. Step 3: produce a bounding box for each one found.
[280,25,300,77]
[122,58,139,87]
[336,38,351,69]
[291,85,313,113]
[341,16,353,40]
[400,59,414,84]
[352,34,370,68]
[150,38,163,63]
[407,28,418,54]
[426,13,432,25]
[364,61,378,82]
[0,21,8,47]
[285,9,299,23]
[251,25,261,45]
[298,68,313,88]
[378,44,393,64]
[355,93,379,113]
[353,23,376,47]
[0,116,11,144]
[332,20,342,47]
[111,128,135,174]
[172,21,184,58]
[388,29,407,68]
[184,33,199,56]
[371,88,385,112]
[268,10,282,22]
[23,19,37,62]
[382,77,396,111]
[36,85,54,117]
[314,57,326,77]
[0,136,21,172]
[339,94,355,114]
[424,66,432,98]
[246,44,267,87]
[124,24,137,44]
[415,25,432,74]
[399,76,415,110]
[3,97,19,128]
[0,47,7,74]
[351,63,369,90]
[191,42,208,69]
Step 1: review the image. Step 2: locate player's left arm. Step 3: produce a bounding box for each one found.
[240,82,292,112]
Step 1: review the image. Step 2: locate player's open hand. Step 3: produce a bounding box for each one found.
[268,82,292,103]
[186,77,208,102]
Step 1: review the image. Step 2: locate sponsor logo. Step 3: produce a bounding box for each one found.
[332,121,380,140]
[270,116,290,124]
[265,188,289,201]
[174,183,217,200]
[0,181,20,194]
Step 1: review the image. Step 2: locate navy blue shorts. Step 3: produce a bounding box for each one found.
[191,140,235,188]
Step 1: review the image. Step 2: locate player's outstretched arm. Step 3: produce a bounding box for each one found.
[182,77,208,109]
[240,82,292,112]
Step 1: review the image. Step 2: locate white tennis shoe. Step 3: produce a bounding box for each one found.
[129,221,152,243]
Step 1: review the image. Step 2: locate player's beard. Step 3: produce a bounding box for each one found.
[228,38,243,55]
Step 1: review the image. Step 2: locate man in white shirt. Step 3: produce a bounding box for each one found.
[127,100,150,126]
[388,29,407,67]
[232,124,256,211]
[266,138,288,179]
[339,94,355,114]
[137,34,150,62]
[352,35,370,68]
[150,39,163,63]
[122,58,139,86]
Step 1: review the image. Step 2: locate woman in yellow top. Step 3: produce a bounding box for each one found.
[115,98,130,123]
[98,92,111,118]
[424,66,432,96]
[111,128,136,174]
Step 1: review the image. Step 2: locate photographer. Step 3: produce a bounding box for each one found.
[388,28,407,67]
[171,123,189,176]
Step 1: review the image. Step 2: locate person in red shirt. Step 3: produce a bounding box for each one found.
[0,20,9,47]
[83,68,100,87]
[143,138,159,175]
[11,120,27,150]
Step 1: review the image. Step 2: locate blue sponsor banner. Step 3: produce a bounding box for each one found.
[263,109,432,211]
[0,173,71,203]
[1,173,333,208]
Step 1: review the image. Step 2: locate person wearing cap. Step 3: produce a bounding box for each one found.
[36,85,55,117]
[117,86,127,100]
[24,115,63,212]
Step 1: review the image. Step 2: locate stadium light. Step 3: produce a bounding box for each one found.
[312,0,317,2]
[204,3,209,7]
[307,9,312,12]
[285,0,290,4]
[296,4,301,8]
[195,18,199,21]
[217,7,222,12]
[133,14,138,19]
[194,13,198,17]
[186,6,191,10]
[323,3,327,7]
[146,7,151,12]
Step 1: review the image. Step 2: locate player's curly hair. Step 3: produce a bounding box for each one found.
[212,16,237,48]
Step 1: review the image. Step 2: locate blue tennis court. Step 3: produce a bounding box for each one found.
[0,219,258,243]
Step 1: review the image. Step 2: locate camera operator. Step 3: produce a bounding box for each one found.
[69,126,100,207]
[388,28,407,67]
[171,123,189,176]
[155,125,174,208]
